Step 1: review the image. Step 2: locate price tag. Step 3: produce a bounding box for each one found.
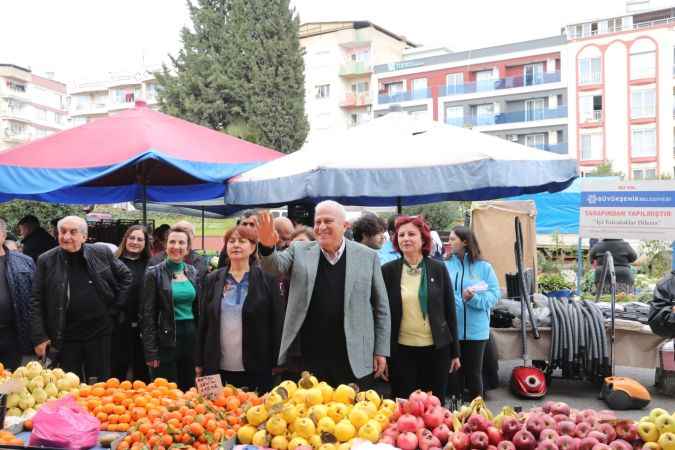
[195,375,223,400]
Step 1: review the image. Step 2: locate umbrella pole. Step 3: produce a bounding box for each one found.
[201,208,205,253]
[142,183,147,226]
[396,197,402,214]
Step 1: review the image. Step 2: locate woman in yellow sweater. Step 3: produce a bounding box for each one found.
[381,216,461,399]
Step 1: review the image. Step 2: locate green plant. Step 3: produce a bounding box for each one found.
[538,273,574,292]
[640,240,671,278]
[537,251,562,274]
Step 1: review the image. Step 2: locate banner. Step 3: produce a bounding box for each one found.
[579,179,675,240]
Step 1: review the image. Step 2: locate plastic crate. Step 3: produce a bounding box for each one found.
[660,340,675,371]
[655,340,675,395]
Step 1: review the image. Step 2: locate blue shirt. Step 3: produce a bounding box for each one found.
[220,272,249,371]
[378,240,401,266]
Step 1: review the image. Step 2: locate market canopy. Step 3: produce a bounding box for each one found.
[224,112,578,209]
[0,102,282,204]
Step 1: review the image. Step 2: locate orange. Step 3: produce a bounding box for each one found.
[190,423,205,436]
[154,377,169,387]
[96,412,108,422]
[108,413,119,424]
[113,404,126,415]
[161,435,173,446]
[225,396,240,412]
[92,386,106,397]
[103,403,115,414]
[117,442,130,450]
[117,423,130,432]
[132,380,146,390]
[130,431,143,443]
[106,378,121,389]
[119,380,132,390]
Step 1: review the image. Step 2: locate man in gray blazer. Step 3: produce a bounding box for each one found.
[258,201,390,388]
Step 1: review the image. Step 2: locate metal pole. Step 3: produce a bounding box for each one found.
[142,183,147,226]
[396,197,402,214]
[577,237,583,295]
[201,208,205,252]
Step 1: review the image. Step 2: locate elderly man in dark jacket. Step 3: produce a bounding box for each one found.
[30,216,132,381]
[0,218,35,370]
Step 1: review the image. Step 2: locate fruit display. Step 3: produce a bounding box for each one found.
[637,408,675,450]
[236,372,394,450]
[114,386,251,450]
[3,361,81,417]
[0,362,10,379]
[0,430,24,446]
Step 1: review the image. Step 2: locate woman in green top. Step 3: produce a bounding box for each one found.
[140,225,199,391]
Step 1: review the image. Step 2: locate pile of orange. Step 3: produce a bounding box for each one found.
[0,362,10,378]
[116,385,260,450]
[0,430,24,446]
[78,377,184,432]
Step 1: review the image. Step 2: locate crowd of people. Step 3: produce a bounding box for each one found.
[0,202,502,402]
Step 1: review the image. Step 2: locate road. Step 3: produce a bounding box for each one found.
[486,360,675,419]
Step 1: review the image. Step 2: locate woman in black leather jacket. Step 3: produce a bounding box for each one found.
[140,225,199,390]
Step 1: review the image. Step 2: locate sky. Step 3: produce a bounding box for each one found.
[0,0,666,84]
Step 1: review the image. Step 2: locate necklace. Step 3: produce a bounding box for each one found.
[403,259,423,276]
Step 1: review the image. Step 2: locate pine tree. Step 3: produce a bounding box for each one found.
[156,0,309,153]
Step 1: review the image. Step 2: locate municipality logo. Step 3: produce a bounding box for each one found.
[587,194,598,205]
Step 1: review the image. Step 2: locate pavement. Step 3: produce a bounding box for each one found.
[485,360,675,420]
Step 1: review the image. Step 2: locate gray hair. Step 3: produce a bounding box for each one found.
[315,200,347,222]
[173,220,195,238]
[57,216,88,235]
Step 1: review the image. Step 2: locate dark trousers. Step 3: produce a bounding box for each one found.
[448,339,488,402]
[0,327,21,371]
[305,357,374,391]
[60,333,111,382]
[111,322,149,382]
[150,320,195,391]
[390,344,450,399]
[219,370,272,394]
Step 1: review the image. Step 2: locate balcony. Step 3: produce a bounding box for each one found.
[580,110,603,125]
[378,88,432,104]
[340,92,372,108]
[533,143,569,154]
[459,106,568,127]
[438,72,561,97]
[339,61,372,77]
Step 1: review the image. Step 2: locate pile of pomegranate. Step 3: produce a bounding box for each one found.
[378,393,640,450]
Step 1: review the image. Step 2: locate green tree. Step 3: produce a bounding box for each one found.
[587,161,623,178]
[156,0,309,153]
[402,202,466,231]
[0,201,80,232]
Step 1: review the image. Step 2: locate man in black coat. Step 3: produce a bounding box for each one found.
[18,215,57,262]
[30,216,132,381]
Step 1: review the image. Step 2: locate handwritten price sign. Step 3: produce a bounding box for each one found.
[195,375,223,400]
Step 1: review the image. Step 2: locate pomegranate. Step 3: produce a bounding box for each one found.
[424,394,442,410]
[433,424,452,445]
[513,429,537,450]
[383,424,400,439]
[442,409,455,428]
[410,389,429,404]
[397,414,418,433]
[405,399,425,416]
[451,431,470,450]
[397,432,419,450]
[424,406,445,429]
[380,436,396,446]
[419,430,442,450]
[470,431,490,450]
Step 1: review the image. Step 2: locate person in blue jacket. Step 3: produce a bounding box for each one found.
[445,225,500,402]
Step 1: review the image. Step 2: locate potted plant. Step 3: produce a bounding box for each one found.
[538,273,575,298]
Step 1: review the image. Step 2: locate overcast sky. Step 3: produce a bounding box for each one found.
[0,0,666,84]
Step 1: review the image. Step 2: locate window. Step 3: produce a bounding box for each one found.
[445,105,464,126]
[580,132,603,160]
[630,51,656,80]
[580,94,603,122]
[385,82,404,96]
[474,103,494,125]
[525,134,546,148]
[631,86,656,118]
[445,73,464,95]
[631,126,656,157]
[315,84,330,99]
[5,80,26,93]
[579,57,601,84]
[524,63,544,86]
[351,81,369,94]
[475,70,496,92]
[350,49,370,63]
[633,168,657,180]
[524,98,545,121]
[411,78,427,98]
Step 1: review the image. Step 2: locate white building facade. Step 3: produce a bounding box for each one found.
[0,64,68,151]
[299,21,415,141]
[564,5,675,178]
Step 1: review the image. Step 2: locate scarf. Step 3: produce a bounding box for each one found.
[404,258,429,319]
[166,258,186,275]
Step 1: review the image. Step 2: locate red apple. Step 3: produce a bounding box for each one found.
[451,431,470,450]
[614,421,638,442]
[551,403,571,417]
[543,401,555,414]
[502,416,522,440]
[442,409,455,428]
[595,424,616,443]
[555,415,572,424]
[513,429,537,450]
[558,421,577,436]
[468,414,491,433]
[433,424,452,445]
[487,426,503,446]
[557,435,579,450]
[470,431,489,450]
[588,431,608,445]
[499,442,517,450]
[579,437,600,450]
[537,440,560,450]
[609,440,633,450]
[543,415,558,430]
[575,423,592,439]
[488,446,498,450]
[541,429,560,442]
[526,416,546,439]
[592,445,611,450]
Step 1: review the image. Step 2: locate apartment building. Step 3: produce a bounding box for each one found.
[68,68,160,126]
[299,21,415,140]
[372,36,569,154]
[0,64,68,151]
[564,4,675,178]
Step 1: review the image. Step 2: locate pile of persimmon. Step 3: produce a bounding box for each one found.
[116,385,260,450]
[77,377,183,432]
[0,430,24,446]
